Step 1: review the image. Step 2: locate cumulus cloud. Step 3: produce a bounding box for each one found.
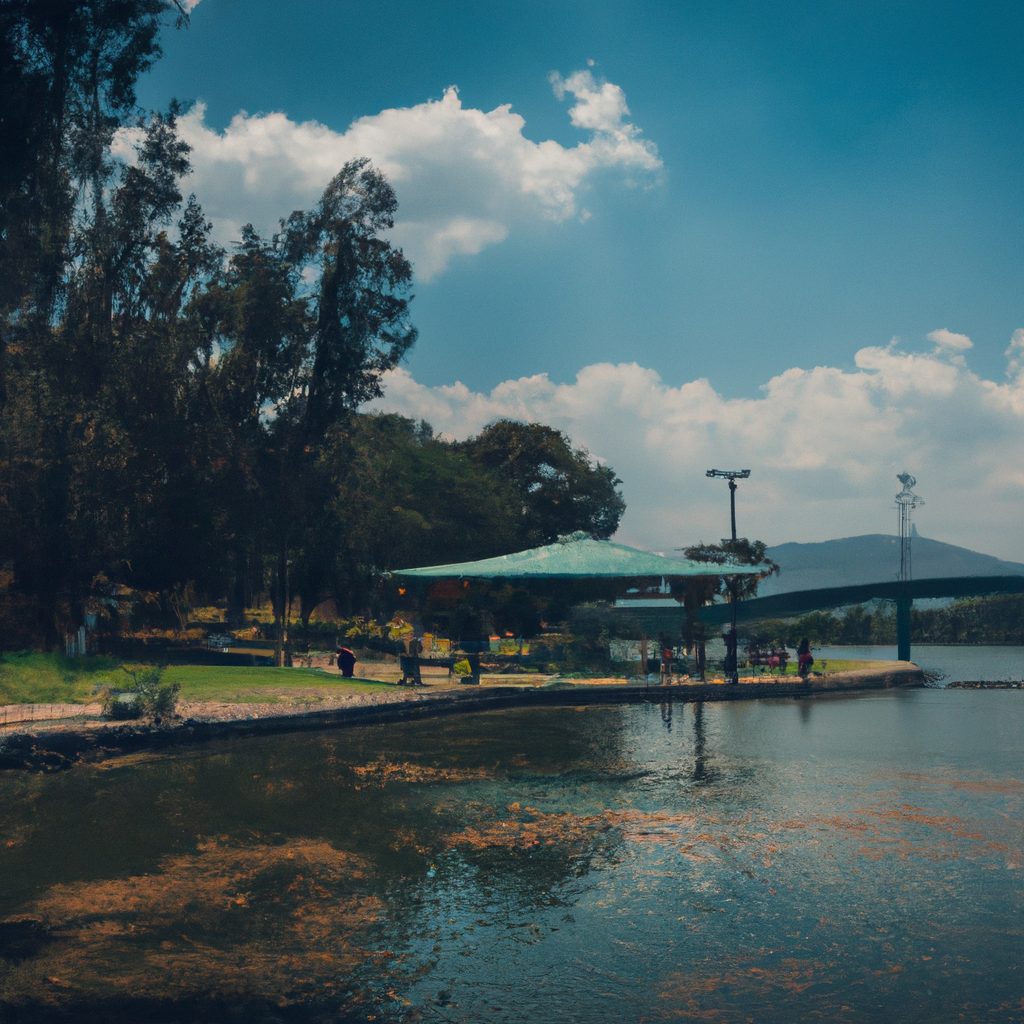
[366,332,1024,562]
[927,327,973,351]
[1005,328,1024,380]
[164,73,660,279]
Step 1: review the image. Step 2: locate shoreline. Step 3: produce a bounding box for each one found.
[0,662,924,771]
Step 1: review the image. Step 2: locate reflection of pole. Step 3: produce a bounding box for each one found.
[693,702,706,781]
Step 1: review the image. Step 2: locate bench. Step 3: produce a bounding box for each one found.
[399,653,480,686]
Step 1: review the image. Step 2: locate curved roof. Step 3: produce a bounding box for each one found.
[391,535,762,580]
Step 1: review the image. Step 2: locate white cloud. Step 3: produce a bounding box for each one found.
[1005,328,1024,380]
[164,73,660,280]
[927,327,973,350]
[365,332,1024,563]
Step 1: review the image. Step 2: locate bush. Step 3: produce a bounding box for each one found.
[105,694,143,719]
[102,664,180,720]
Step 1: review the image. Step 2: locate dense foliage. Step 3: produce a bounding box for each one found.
[754,595,1024,647]
[0,1,624,648]
[675,538,780,648]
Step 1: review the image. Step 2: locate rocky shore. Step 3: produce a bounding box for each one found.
[945,679,1024,688]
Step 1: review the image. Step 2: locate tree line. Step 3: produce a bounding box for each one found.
[753,595,1024,648]
[0,1,624,648]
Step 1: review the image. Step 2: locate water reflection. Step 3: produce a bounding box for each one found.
[659,698,673,731]
[692,700,709,782]
[0,692,1022,1022]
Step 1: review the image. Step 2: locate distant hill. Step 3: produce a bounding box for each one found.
[759,535,1024,596]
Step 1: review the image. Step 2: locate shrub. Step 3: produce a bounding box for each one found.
[102,665,180,720]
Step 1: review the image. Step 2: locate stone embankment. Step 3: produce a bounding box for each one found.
[0,662,923,772]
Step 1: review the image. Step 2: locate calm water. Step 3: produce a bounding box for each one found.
[815,645,1024,683]
[0,691,1022,1022]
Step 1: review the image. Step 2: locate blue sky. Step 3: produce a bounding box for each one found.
[137,1,1024,560]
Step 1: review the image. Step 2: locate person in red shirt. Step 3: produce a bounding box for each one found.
[797,637,814,677]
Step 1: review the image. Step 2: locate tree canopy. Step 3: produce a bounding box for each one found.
[0,1,627,647]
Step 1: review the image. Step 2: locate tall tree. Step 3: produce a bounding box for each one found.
[459,420,625,546]
[199,161,418,631]
[0,0,192,643]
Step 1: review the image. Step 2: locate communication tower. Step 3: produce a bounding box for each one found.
[894,472,924,581]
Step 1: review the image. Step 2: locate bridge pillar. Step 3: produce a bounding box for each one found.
[896,595,912,662]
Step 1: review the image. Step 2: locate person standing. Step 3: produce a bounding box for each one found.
[338,647,356,678]
[797,637,814,678]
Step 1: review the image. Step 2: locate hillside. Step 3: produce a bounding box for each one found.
[760,535,1024,596]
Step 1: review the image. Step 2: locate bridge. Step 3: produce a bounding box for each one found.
[626,575,1024,662]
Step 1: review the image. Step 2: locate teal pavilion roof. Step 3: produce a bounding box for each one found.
[391,535,762,580]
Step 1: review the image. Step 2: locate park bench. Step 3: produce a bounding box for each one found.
[399,653,480,686]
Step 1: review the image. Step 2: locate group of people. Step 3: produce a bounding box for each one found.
[744,637,816,677]
[334,639,814,680]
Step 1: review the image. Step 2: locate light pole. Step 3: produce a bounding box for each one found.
[706,469,750,684]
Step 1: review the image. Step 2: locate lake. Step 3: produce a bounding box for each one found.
[814,644,1024,684]
[0,690,1022,1022]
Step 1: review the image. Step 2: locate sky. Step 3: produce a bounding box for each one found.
[137,0,1024,562]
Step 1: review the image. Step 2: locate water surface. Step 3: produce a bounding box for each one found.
[0,690,1022,1022]
[815,644,1024,683]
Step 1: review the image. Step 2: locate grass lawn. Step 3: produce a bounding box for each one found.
[0,652,126,704]
[741,659,878,678]
[0,652,400,705]
[0,652,899,706]
[160,665,396,702]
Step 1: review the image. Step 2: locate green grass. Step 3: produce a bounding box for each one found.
[0,652,125,704]
[813,659,877,674]
[741,659,878,677]
[0,652,399,706]
[0,652,891,707]
[160,665,395,702]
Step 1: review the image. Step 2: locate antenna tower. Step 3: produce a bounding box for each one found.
[894,472,924,581]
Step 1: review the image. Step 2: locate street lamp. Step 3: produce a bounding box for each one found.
[705,469,750,542]
[706,469,750,683]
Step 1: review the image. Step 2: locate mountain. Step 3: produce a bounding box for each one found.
[759,535,1024,596]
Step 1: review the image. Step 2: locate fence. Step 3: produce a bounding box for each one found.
[64,626,87,657]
